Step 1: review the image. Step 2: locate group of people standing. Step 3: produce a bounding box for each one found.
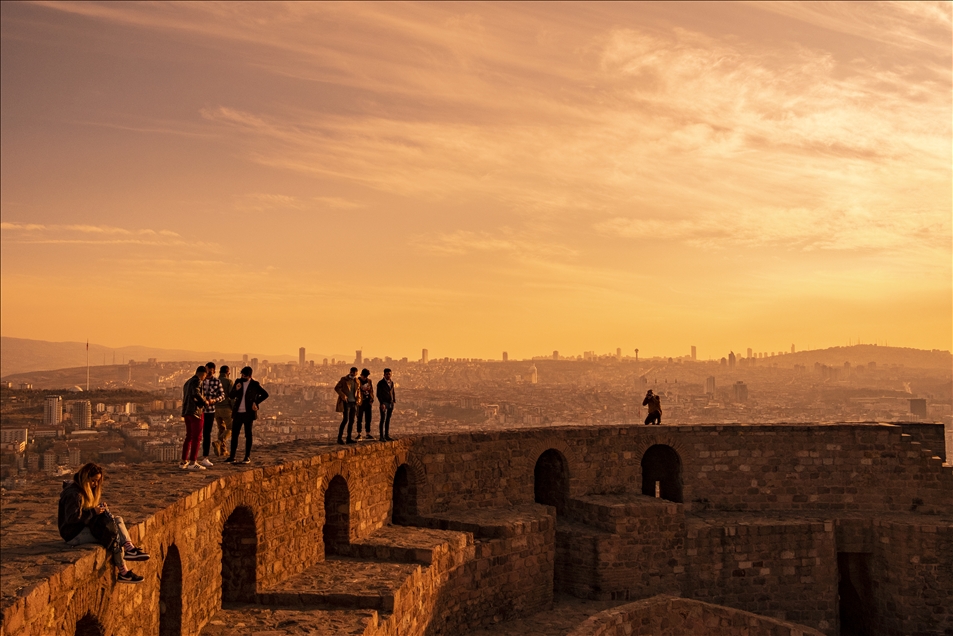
[181,362,269,470]
[335,367,397,444]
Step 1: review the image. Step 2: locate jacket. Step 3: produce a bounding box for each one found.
[334,375,362,412]
[216,376,234,414]
[376,378,396,404]
[181,375,207,418]
[229,378,269,420]
[642,394,662,414]
[58,481,94,542]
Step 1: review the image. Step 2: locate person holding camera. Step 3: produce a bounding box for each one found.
[643,389,662,425]
[58,462,150,584]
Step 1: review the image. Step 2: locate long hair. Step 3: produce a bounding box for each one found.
[74,462,103,510]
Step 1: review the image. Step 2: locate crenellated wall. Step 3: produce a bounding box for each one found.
[0,423,949,636]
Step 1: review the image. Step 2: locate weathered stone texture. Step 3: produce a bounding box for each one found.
[1,423,949,636]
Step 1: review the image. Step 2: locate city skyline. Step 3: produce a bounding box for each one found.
[2,2,951,359]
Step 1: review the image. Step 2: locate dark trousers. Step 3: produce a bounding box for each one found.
[357,402,373,435]
[644,411,661,425]
[201,412,216,457]
[379,403,393,438]
[229,413,254,459]
[338,402,357,441]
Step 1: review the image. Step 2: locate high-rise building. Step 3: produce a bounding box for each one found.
[502,351,508,362]
[705,376,716,395]
[422,349,429,364]
[243,354,249,366]
[529,364,538,384]
[250,358,259,372]
[732,381,748,403]
[791,344,796,354]
[355,350,363,366]
[691,346,696,360]
[299,347,306,366]
[43,396,63,426]
[553,351,559,361]
[616,347,622,361]
[728,351,736,368]
[73,400,92,430]
[746,348,753,359]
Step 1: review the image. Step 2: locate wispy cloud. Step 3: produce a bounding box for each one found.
[0,222,214,248]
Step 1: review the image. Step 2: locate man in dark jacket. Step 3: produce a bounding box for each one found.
[226,366,269,464]
[376,368,396,441]
[643,390,662,425]
[181,366,209,469]
[334,367,361,445]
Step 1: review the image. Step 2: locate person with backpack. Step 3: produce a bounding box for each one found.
[214,365,234,456]
[58,462,150,584]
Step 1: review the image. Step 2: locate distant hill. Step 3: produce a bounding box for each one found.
[751,344,951,370]
[0,337,329,377]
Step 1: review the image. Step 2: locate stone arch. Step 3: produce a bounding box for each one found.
[526,436,580,499]
[323,474,351,556]
[159,543,183,636]
[75,613,105,636]
[391,464,417,525]
[641,444,683,503]
[534,448,570,515]
[221,506,258,604]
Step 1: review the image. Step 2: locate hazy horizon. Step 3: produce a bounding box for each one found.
[2,2,950,360]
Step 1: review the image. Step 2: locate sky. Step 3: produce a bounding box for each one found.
[1,1,950,361]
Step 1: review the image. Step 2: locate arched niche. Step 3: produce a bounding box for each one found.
[534,449,570,515]
[323,475,351,556]
[221,506,257,603]
[641,444,683,503]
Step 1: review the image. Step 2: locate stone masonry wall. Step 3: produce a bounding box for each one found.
[567,595,827,636]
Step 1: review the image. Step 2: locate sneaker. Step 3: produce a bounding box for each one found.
[199,457,214,468]
[224,456,235,463]
[117,570,144,584]
[187,462,206,471]
[355,434,362,441]
[124,547,150,561]
[179,462,189,470]
[240,457,251,464]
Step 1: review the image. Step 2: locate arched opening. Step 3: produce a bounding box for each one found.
[392,464,416,525]
[221,506,257,604]
[159,543,183,636]
[75,613,105,636]
[838,552,875,636]
[641,444,683,503]
[534,449,569,515]
[323,475,350,556]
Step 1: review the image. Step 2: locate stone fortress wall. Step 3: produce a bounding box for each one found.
[1,423,950,636]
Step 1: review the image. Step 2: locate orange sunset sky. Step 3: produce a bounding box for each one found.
[1,2,951,360]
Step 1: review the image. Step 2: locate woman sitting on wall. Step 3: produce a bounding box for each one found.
[57,462,150,584]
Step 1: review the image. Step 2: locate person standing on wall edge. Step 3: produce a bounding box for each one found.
[214,365,234,457]
[225,366,268,464]
[356,368,374,441]
[181,366,209,470]
[376,367,396,441]
[335,367,361,445]
[643,389,662,425]
[199,361,225,467]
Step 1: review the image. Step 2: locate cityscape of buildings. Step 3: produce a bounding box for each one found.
[1,344,949,485]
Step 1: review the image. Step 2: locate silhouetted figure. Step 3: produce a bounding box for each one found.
[377,368,396,441]
[214,365,234,457]
[335,367,361,444]
[356,368,374,441]
[226,366,269,464]
[643,390,662,425]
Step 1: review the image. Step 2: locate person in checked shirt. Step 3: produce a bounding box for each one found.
[199,361,225,467]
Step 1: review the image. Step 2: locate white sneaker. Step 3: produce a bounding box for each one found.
[199,458,214,468]
[179,462,189,470]
[187,462,206,471]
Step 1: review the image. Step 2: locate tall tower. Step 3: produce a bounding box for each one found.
[529,364,538,384]
[728,351,736,368]
[355,350,363,366]
[552,351,559,361]
[616,347,622,361]
[691,345,696,360]
[791,344,796,354]
[73,400,92,430]
[502,351,508,362]
[422,349,429,364]
[747,348,753,359]
[299,347,306,366]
